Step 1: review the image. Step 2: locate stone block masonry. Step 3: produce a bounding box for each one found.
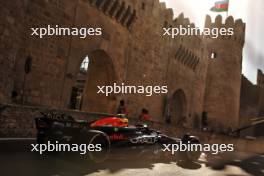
[0,103,114,138]
[0,0,246,132]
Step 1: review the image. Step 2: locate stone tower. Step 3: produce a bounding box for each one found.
[257,69,264,116]
[203,15,245,130]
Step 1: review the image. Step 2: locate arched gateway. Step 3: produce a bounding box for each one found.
[70,49,117,113]
[169,89,187,126]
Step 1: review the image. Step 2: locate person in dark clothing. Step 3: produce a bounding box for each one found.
[117,100,128,116]
[139,108,152,121]
[201,111,208,131]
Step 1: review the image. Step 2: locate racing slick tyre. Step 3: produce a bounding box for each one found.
[185,138,201,162]
[86,130,111,163]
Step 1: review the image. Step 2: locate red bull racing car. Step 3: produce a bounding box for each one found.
[35,112,201,163]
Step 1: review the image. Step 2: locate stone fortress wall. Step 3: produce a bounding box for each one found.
[0,0,258,132]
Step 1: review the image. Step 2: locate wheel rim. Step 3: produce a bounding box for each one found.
[88,133,110,163]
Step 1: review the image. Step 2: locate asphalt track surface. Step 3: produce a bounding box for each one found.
[0,139,263,176]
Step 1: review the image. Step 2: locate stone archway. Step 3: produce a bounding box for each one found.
[70,49,117,113]
[169,89,187,126]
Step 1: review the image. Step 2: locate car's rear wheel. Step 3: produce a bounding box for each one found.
[87,130,110,163]
[186,138,201,161]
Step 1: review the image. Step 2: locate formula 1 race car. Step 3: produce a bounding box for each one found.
[35,112,201,163]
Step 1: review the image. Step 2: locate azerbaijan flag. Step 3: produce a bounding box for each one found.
[210,0,229,12]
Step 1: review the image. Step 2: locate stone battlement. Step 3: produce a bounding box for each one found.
[205,15,245,45]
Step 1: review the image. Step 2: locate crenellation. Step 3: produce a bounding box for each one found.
[159,2,166,10]
[190,23,195,28]
[204,15,212,29]
[164,8,174,20]
[161,7,173,20]
[214,15,223,27]
[225,16,235,26]
[183,18,191,27]
[174,13,185,26]
[204,15,245,44]
[234,19,246,45]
